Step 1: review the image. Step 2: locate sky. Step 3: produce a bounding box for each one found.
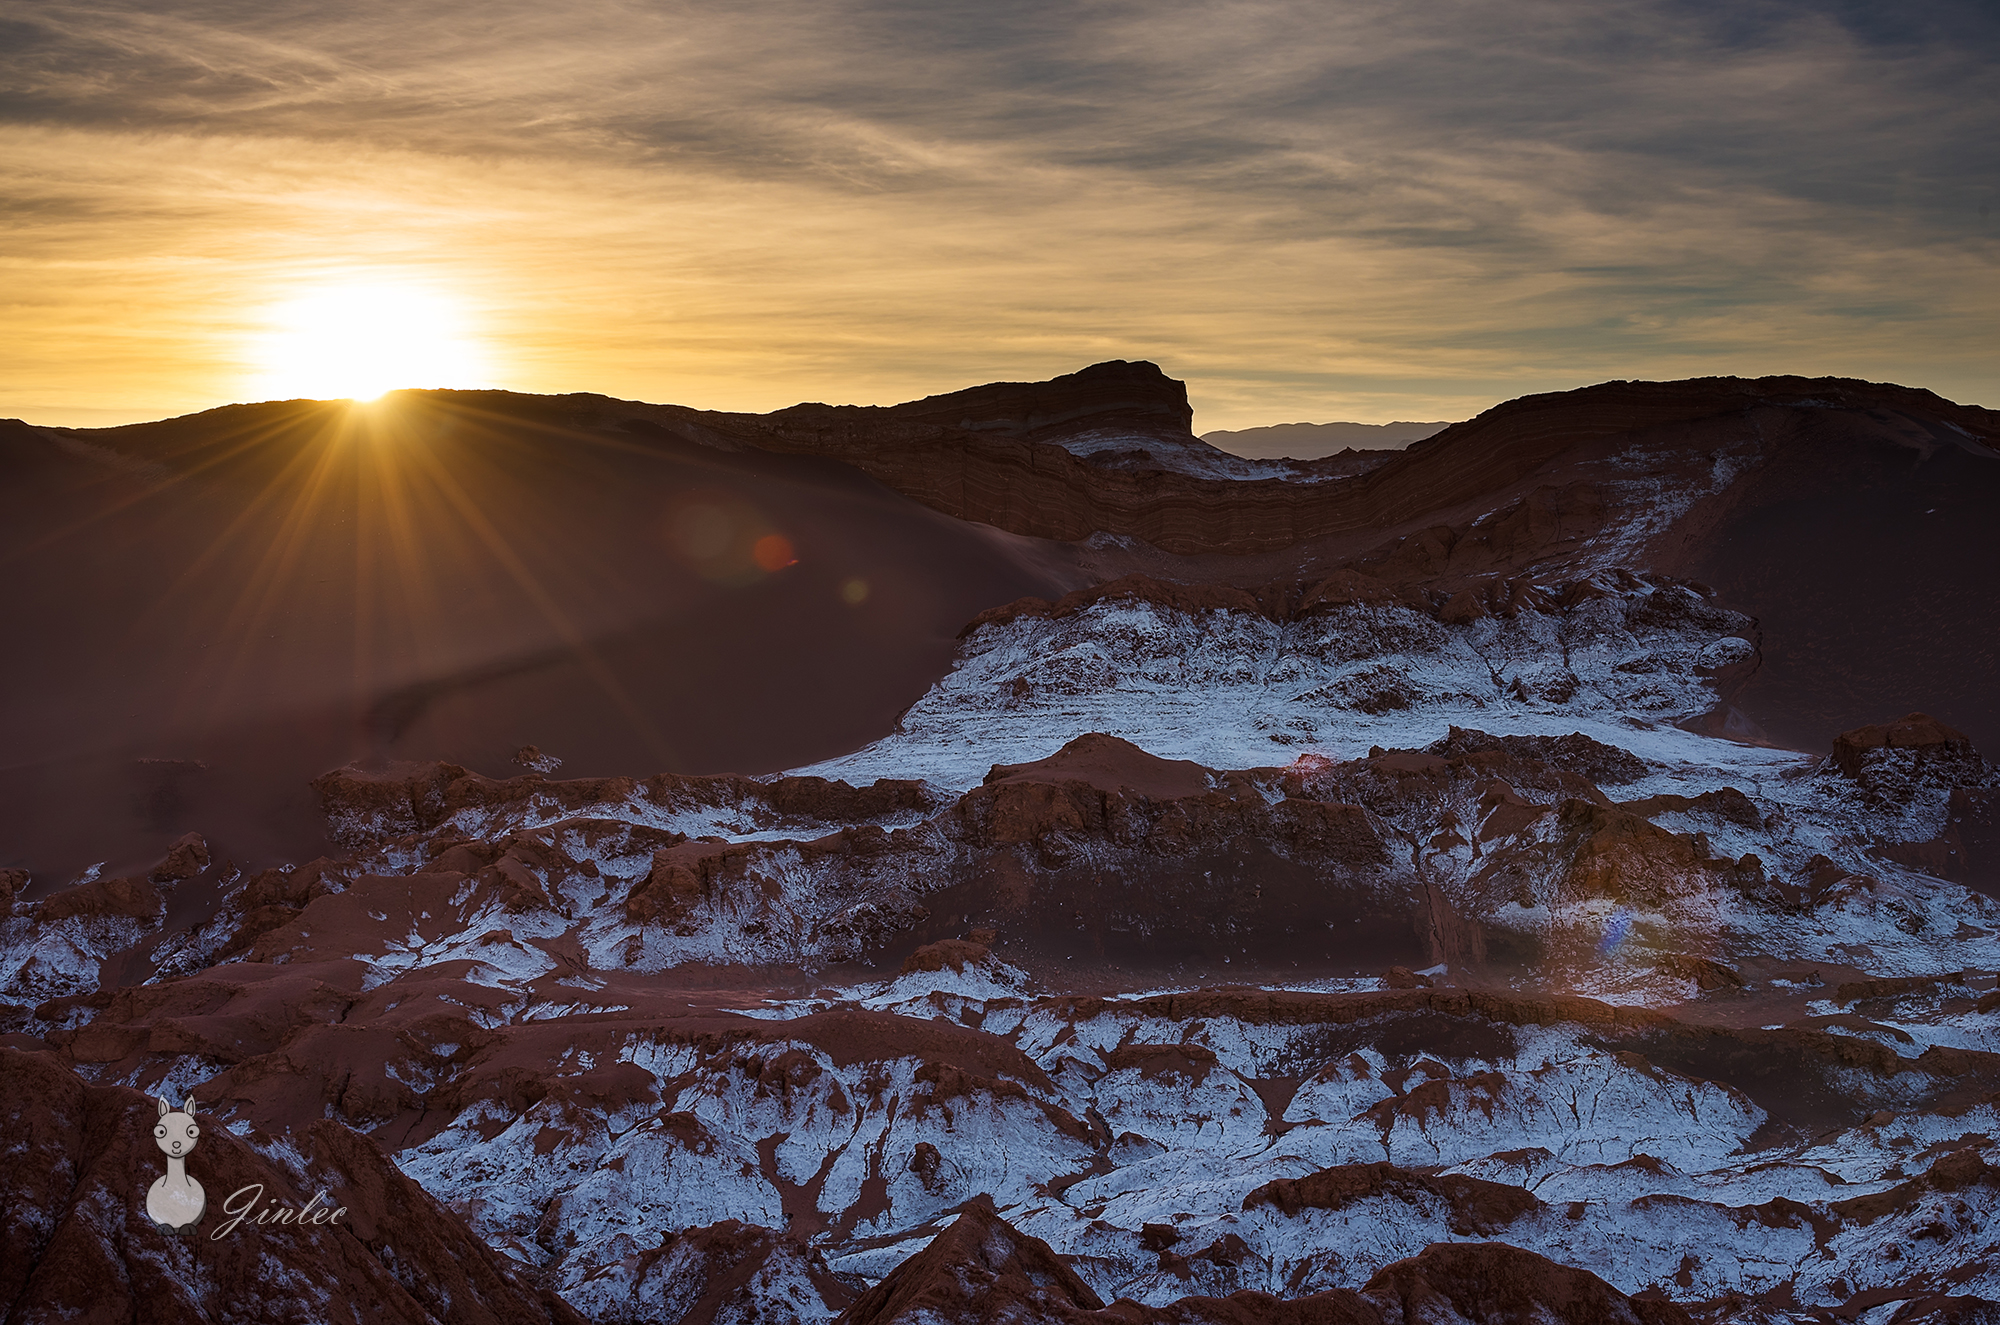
[2,0,1996,432]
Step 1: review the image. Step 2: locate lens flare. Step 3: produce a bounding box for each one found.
[664,495,796,585]
[752,534,797,571]
[1598,907,1635,957]
[675,506,737,560]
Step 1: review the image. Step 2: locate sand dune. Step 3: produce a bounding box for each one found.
[0,395,1078,883]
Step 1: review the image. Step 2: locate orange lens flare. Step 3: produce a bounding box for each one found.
[664,496,794,583]
[752,534,797,571]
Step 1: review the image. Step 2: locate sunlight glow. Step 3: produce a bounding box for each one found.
[245,282,490,402]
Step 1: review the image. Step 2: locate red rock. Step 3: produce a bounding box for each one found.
[900,940,992,975]
[1294,569,1408,613]
[1835,973,1971,1005]
[1617,786,1764,829]
[713,369,1995,573]
[585,1219,854,1323]
[0,1046,581,1325]
[1438,588,1487,624]
[1829,1148,2000,1226]
[1651,953,1745,990]
[1243,1161,1541,1237]
[149,832,210,881]
[1426,727,1650,785]
[837,1199,1106,1323]
[318,761,940,853]
[35,872,162,924]
[1101,1042,1220,1085]
[1883,1295,2000,1324]
[983,733,1216,801]
[765,775,939,820]
[1832,714,1986,783]
[1524,798,1751,908]
[1360,1241,1693,1324]
[839,1202,1691,1325]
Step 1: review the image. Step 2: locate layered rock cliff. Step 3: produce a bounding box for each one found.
[624,366,2000,574]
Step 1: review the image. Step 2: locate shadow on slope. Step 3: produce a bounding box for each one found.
[0,396,1075,882]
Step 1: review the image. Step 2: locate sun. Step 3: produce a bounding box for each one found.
[245,281,490,402]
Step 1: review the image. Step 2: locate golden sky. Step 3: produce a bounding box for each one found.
[3,0,1996,432]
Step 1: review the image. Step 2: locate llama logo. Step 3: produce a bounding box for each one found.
[146,1096,206,1232]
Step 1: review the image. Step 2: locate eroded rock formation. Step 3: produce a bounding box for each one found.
[6,361,2000,1322]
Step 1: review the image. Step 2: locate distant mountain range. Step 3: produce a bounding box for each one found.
[1201,418,1450,459]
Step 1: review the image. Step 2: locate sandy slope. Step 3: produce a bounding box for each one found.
[0,396,1078,883]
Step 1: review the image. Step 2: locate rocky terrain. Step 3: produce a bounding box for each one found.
[3,362,1999,1323]
[1198,421,1449,461]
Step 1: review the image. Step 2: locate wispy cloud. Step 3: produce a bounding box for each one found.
[2,0,1995,426]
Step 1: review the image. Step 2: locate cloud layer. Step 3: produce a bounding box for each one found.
[3,0,1996,426]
